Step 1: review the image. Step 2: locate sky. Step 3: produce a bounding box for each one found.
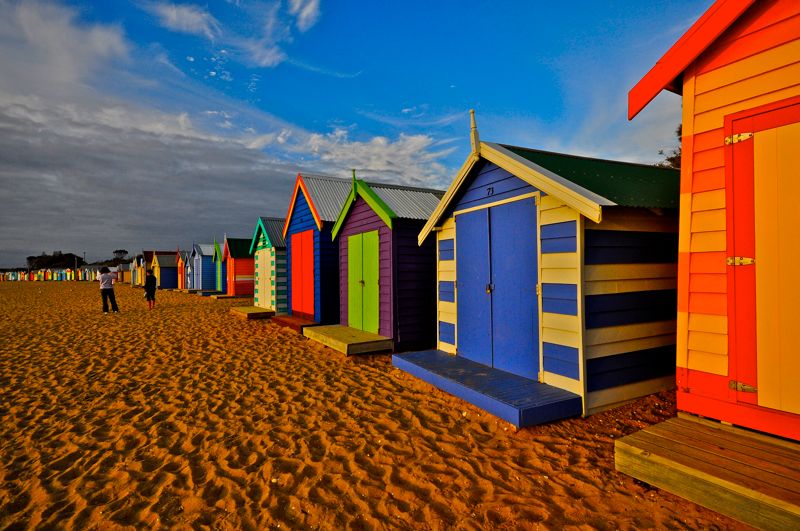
[0,0,714,267]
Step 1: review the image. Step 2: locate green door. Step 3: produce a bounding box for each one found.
[348,231,380,333]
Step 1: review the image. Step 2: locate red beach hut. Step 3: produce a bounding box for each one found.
[222,237,255,297]
[629,0,800,440]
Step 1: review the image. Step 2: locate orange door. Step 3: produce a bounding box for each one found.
[728,96,800,415]
[291,230,315,318]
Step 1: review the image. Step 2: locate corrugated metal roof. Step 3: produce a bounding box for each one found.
[370,183,444,220]
[299,174,353,222]
[192,243,214,257]
[259,217,286,248]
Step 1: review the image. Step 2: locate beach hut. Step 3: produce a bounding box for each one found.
[626,0,800,441]
[303,178,443,354]
[393,114,680,428]
[176,250,189,290]
[249,217,288,313]
[191,243,216,292]
[115,264,129,284]
[151,252,178,289]
[614,1,800,525]
[278,173,353,330]
[129,257,138,286]
[222,237,254,296]
[212,238,227,294]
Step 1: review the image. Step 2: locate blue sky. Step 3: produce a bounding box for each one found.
[0,0,713,266]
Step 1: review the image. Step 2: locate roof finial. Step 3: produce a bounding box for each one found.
[470,109,480,155]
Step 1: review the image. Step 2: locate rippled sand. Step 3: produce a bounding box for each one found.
[0,282,741,529]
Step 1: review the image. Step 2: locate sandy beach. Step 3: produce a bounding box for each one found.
[0,282,744,529]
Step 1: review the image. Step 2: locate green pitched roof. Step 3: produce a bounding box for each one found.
[501,144,679,209]
[225,238,252,259]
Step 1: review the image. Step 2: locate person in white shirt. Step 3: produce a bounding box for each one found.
[97,266,119,314]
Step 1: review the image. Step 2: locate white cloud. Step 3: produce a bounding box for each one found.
[301,128,455,187]
[147,2,221,40]
[237,38,286,67]
[289,0,321,32]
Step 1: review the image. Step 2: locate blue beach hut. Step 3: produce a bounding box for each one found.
[191,243,216,292]
[393,113,680,428]
[275,173,352,330]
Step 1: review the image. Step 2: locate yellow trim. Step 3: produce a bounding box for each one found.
[482,143,609,222]
[542,312,579,334]
[585,320,677,346]
[418,140,614,245]
[439,342,456,354]
[584,277,677,296]
[542,372,583,395]
[585,333,675,359]
[576,215,587,413]
[542,327,580,349]
[418,154,479,245]
[687,350,728,376]
[452,192,539,217]
[584,263,676,282]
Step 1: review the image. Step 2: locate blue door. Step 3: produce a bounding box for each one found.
[490,199,539,379]
[455,199,539,379]
[455,210,493,367]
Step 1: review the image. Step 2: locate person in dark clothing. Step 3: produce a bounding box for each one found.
[144,269,157,310]
[97,266,119,314]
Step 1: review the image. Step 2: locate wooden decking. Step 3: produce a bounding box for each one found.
[270,314,318,333]
[212,294,251,300]
[303,325,393,355]
[229,306,274,320]
[393,350,582,428]
[615,413,800,529]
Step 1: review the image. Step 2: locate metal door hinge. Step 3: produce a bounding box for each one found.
[536,284,541,296]
[485,283,494,294]
[725,132,753,145]
[729,380,757,393]
[727,256,755,266]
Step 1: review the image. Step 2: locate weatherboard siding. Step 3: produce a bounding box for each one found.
[227,256,254,296]
[394,220,436,351]
[583,209,678,412]
[678,0,800,382]
[338,197,393,338]
[436,216,457,353]
[539,195,582,394]
[286,190,319,319]
[452,161,536,213]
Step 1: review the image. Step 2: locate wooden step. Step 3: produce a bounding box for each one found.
[615,415,800,529]
[230,306,274,320]
[303,325,393,355]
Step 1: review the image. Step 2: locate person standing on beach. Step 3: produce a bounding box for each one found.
[144,269,157,310]
[97,266,119,314]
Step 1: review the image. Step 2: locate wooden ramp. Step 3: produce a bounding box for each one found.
[615,414,800,529]
[212,294,251,300]
[393,350,582,428]
[271,314,318,333]
[303,325,393,355]
[230,306,274,320]
[195,290,221,297]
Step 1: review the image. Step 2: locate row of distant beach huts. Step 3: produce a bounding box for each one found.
[1,267,111,282]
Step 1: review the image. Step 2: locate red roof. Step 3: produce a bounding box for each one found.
[628,0,756,119]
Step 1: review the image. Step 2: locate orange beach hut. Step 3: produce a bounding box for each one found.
[629,0,800,440]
